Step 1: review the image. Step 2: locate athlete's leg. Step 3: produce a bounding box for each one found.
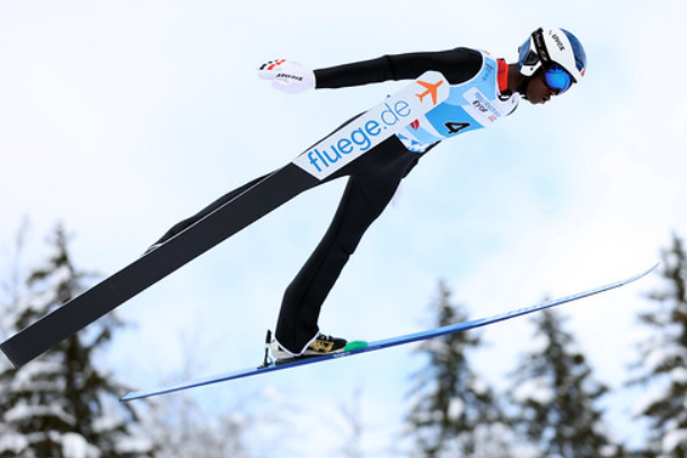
[152,174,269,245]
[152,115,366,247]
[275,138,422,353]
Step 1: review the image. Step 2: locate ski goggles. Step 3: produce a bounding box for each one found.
[542,64,573,94]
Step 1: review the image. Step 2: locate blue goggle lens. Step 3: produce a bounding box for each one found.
[544,64,573,93]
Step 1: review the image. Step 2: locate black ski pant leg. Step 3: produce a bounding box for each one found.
[154,174,270,245]
[275,138,421,353]
[153,116,365,246]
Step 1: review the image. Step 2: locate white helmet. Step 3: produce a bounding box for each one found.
[518,27,587,84]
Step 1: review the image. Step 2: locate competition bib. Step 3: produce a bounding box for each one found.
[397,51,519,152]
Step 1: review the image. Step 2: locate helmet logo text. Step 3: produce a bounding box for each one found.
[550,33,566,52]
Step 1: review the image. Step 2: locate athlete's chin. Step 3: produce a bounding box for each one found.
[527,97,549,106]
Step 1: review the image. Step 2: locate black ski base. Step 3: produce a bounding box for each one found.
[1,164,319,368]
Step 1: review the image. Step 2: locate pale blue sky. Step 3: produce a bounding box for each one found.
[1,1,686,455]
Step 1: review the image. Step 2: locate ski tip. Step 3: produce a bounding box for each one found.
[635,262,660,281]
[343,341,369,351]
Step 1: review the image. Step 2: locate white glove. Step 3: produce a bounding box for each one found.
[258,59,316,94]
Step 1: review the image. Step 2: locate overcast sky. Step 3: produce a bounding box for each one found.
[1,1,686,455]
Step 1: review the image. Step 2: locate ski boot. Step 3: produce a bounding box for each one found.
[263,330,347,365]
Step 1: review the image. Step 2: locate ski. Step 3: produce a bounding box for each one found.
[120,264,656,402]
[1,71,449,369]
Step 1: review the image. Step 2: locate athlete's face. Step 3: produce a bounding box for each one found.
[525,70,560,105]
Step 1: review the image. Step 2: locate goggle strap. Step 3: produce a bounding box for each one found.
[532,28,553,67]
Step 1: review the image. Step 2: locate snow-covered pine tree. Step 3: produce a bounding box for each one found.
[404,280,513,458]
[0,224,153,458]
[628,233,687,458]
[508,308,617,458]
[145,395,258,458]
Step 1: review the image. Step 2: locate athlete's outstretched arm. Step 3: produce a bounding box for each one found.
[258,48,484,94]
[314,47,483,88]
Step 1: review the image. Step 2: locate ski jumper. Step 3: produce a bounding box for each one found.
[154,48,519,355]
